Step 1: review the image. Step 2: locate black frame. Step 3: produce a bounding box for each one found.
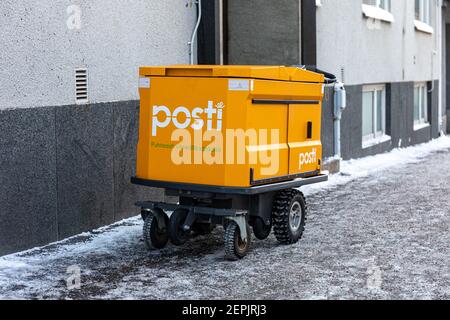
[209,0,318,67]
[301,0,317,67]
[131,174,327,196]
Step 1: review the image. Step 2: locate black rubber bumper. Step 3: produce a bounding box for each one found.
[131,174,328,196]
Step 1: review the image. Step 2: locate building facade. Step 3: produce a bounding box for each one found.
[0,0,197,255]
[317,0,443,159]
[223,0,445,160]
[0,0,448,255]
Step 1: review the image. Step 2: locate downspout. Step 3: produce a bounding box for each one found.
[427,0,442,135]
[303,66,345,159]
[189,0,203,65]
[333,81,347,158]
[437,0,444,135]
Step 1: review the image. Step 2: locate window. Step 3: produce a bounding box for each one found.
[414,83,429,129]
[362,85,389,146]
[414,0,433,33]
[377,0,391,12]
[363,0,391,11]
[362,0,394,23]
[415,0,430,25]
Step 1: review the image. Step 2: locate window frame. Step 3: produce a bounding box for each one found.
[413,82,429,129]
[362,84,388,145]
[362,0,392,11]
[377,0,391,12]
[362,0,394,23]
[415,0,431,25]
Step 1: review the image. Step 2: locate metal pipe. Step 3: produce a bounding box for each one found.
[333,81,346,158]
[218,0,224,65]
[189,0,202,65]
[334,117,341,158]
[437,0,444,134]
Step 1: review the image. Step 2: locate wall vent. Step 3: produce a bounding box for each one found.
[75,68,88,104]
[340,67,345,83]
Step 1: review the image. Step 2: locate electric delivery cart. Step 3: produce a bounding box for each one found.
[132,65,331,260]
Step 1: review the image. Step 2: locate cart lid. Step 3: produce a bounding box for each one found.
[139,65,325,83]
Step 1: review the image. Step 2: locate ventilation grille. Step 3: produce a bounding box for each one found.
[75,68,88,104]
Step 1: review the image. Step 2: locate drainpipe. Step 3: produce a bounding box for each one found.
[437,0,444,135]
[302,66,344,159]
[189,0,202,65]
[333,81,347,158]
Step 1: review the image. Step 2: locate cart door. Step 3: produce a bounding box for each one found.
[288,102,322,176]
[246,101,289,183]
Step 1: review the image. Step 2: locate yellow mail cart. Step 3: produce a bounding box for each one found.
[132,65,333,260]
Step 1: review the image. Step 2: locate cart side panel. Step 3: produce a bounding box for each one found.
[137,76,233,186]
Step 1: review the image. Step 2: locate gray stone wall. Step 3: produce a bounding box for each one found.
[0,101,162,256]
[0,1,196,110]
[0,0,195,256]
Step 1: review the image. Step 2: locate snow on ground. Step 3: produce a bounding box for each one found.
[1,136,450,300]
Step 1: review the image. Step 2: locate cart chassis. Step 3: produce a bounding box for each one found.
[138,201,249,241]
[133,174,328,259]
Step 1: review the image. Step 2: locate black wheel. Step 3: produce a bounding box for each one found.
[168,209,190,246]
[252,217,272,240]
[272,189,307,245]
[224,221,251,261]
[141,210,150,221]
[143,213,169,250]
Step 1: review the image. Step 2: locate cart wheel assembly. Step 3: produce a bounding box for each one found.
[168,208,190,246]
[272,189,307,244]
[143,212,169,250]
[192,223,215,236]
[224,221,251,261]
[252,217,272,240]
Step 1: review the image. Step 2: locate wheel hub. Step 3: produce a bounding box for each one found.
[289,201,302,232]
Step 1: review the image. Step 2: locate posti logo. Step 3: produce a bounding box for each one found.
[152,101,224,136]
[299,148,317,169]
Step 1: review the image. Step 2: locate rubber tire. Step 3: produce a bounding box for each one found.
[224,221,251,261]
[168,209,190,246]
[143,214,169,250]
[252,217,272,240]
[272,189,307,245]
[141,210,150,221]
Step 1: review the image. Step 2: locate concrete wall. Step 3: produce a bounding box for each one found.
[226,0,301,65]
[322,81,441,160]
[0,0,196,110]
[317,0,442,160]
[317,0,439,85]
[0,1,196,255]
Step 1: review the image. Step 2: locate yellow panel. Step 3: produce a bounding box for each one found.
[139,65,324,83]
[288,103,323,175]
[245,102,289,182]
[136,65,325,188]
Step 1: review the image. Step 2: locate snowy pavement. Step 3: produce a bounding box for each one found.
[1,137,450,300]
